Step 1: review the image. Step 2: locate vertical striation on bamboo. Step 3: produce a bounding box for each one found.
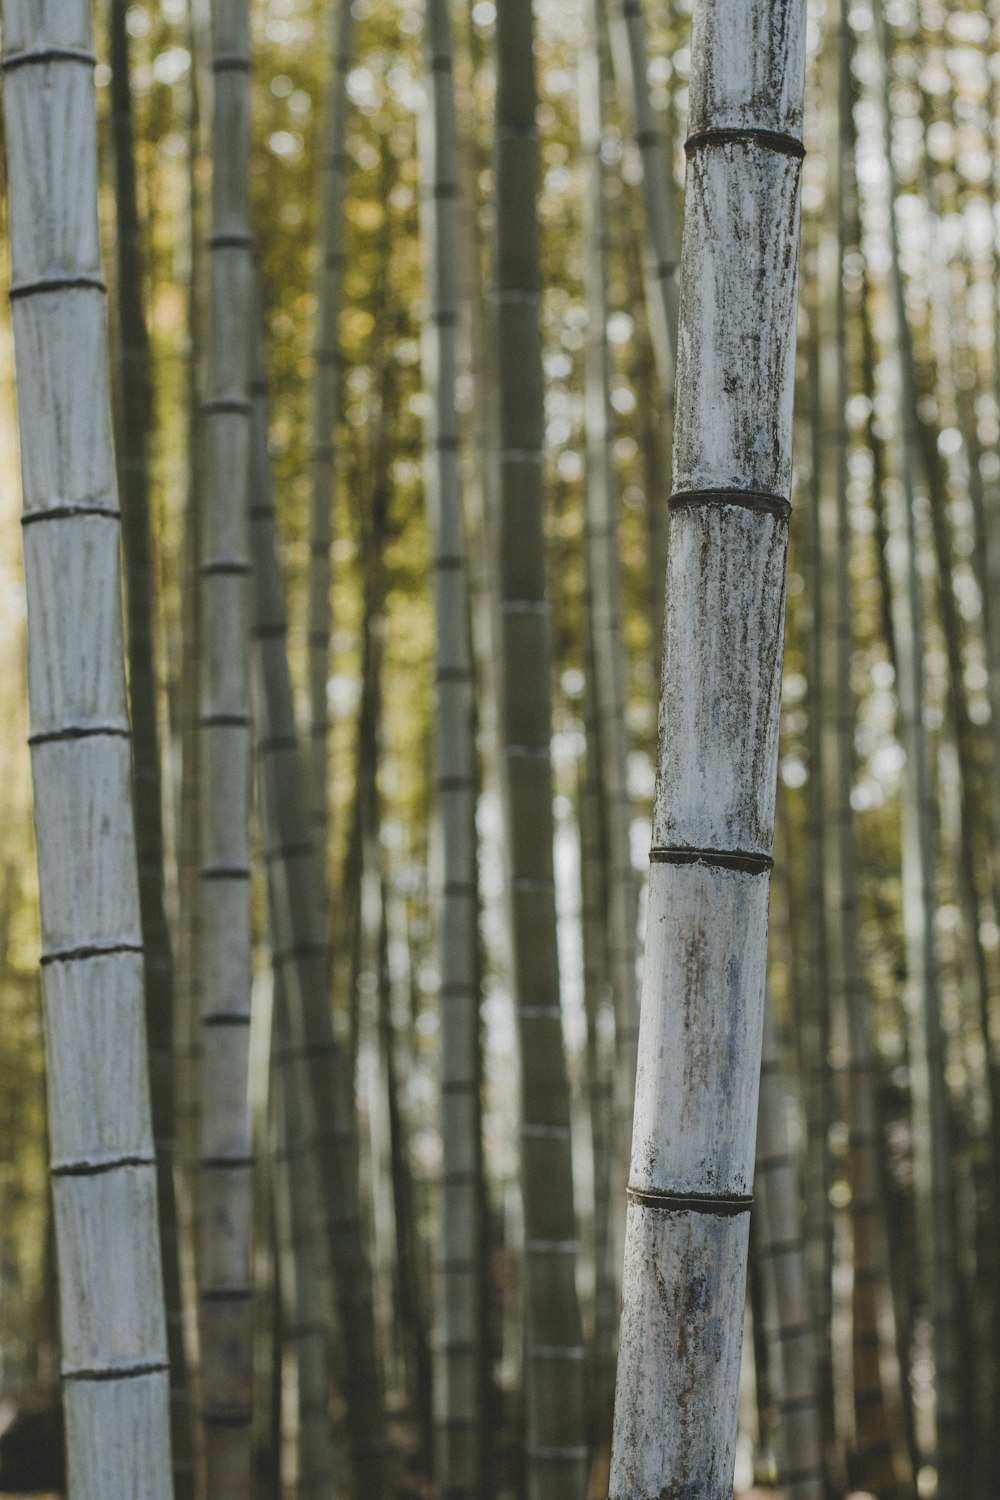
[0,2,173,1495]
[608,2,807,1493]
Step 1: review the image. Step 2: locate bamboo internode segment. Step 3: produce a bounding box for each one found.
[0,2,171,1496]
[609,2,806,1495]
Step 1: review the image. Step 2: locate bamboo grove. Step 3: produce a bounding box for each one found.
[1,0,1000,1498]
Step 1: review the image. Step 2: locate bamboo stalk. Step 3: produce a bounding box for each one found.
[0,4,172,1494]
[307,0,355,886]
[609,3,807,1491]
[248,336,392,1498]
[419,2,486,1492]
[108,3,193,1489]
[494,4,589,1495]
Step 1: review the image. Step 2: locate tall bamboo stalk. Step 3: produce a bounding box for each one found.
[870,10,965,1492]
[197,0,256,1487]
[754,1003,825,1500]
[609,0,680,394]
[581,0,640,1216]
[823,15,912,1491]
[419,2,486,1493]
[494,4,588,1496]
[0,4,172,1494]
[248,337,392,1498]
[307,0,355,878]
[108,3,193,1489]
[609,2,807,1492]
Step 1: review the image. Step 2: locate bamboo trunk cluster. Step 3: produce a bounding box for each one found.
[494,3,588,1496]
[0,3,172,1495]
[610,3,807,1494]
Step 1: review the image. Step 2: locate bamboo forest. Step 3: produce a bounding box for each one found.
[4,0,1000,1498]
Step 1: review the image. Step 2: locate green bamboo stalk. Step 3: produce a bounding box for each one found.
[419,2,486,1492]
[248,336,392,1499]
[581,0,640,1223]
[108,4,192,1489]
[494,3,589,1495]
[307,0,355,881]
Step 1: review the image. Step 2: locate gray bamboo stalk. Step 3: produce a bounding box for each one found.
[578,665,618,1440]
[248,339,393,1498]
[307,0,355,875]
[494,3,589,1495]
[198,0,255,1486]
[754,1003,825,1500]
[0,4,172,1495]
[581,0,641,1216]
[419,3,485,1493]
[608,3,807,1493]
[870,9,964,1491]
[608,0,681,393]
[108,3,193,1489]
[822,17,912,1488]
[269,963,335,1500]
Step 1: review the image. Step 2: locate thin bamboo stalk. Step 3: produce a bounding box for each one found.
[419,2,486,1492]
[197,1,256,1487]
[869,10,966,1491]
[608,0,680,394]
[609,3,807,1491]
[494,3,589,1495]
[248,338,393,1498]
[108,4,192,1489]
[0,3,172,1493]
[306,0,355,881]
[581,0,641,1224]
[754,1003,825,1500]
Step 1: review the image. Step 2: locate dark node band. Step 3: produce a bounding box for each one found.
[669,487,792,520]
[649,845,772,876]
[10,274,105,301]
[685,126,805,161]
[627,1185,753,1216]
[22,504,119,527]
[2,47,96,72]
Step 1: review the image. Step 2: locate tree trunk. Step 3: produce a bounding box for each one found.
[0,5,172,1495]
[608,4,807,1493]
[494,4,589,1496]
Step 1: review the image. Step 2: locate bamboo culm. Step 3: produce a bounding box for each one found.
[609,3,807,1494]
[307,0,355,883]
[419,1,487,1493]
[108,1,193,1488]
[581,0,641,1240]
[0,3,172,1495]
[248,338,393,1498]
[494,2,589,1494]
[198,0,256,1489]
[754,1003,825,1500]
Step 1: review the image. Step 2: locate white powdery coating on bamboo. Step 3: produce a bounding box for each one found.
[611,1202,749,1500]
[609,0,806,1494]
[631,864,768,1198]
